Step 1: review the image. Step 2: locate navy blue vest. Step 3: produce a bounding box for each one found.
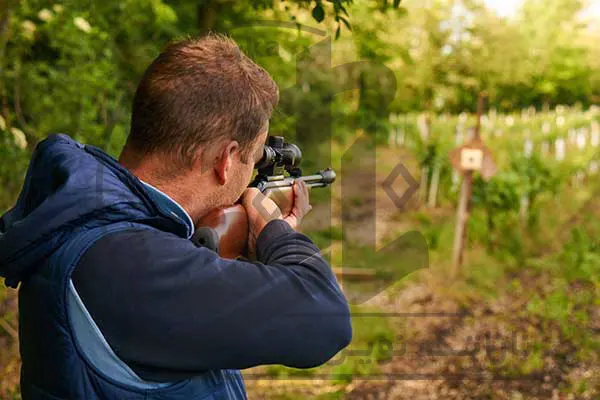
[18,221,247,399]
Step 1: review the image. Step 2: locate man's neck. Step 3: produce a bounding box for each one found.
[119,154,214,226]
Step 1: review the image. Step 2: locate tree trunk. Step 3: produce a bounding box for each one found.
[197,0,218,35]
[0,1,14,126]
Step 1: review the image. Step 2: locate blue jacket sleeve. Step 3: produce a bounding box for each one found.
[72,220,352,378]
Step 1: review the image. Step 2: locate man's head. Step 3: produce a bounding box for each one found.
[119,34,279,218]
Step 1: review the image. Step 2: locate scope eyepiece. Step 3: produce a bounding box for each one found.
[255,145,278,170]
[255,136,302,172]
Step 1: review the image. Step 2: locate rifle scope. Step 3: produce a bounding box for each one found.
[255,136,302,176]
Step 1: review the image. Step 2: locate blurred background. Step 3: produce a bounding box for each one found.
[1,0,599,398]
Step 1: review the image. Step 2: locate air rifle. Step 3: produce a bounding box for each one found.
[192,135,336,259]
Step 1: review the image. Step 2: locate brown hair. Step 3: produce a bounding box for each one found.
[124,34,279,169]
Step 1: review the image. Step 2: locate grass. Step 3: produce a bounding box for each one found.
[257,304,395,384]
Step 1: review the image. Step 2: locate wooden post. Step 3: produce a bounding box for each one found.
[452,94,486,276]
[452,170,473,274]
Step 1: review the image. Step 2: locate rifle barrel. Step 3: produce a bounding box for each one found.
[259,168,336,192]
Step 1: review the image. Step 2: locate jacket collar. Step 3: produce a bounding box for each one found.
[140,181,195,239]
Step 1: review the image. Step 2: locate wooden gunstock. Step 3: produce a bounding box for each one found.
[196,169,335,259]
[196,188,295,259]
[264,186,295,216]
[197,205,249,259]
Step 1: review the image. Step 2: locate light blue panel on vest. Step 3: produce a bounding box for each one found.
[68,280,172,389]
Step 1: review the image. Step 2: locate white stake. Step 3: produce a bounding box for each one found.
[455,128,464,145]
[541,141,549,157]
[524,139,533,158]
[417,113,430,142]
[556,138,566,161]
[420,166,429,204]
[428,163,441,209]
[591,121,600,147]
[568,129,576,144]
[520,195,529,225]
[577,131,586,150]
[542,122,551,134]
[388,128,396,147]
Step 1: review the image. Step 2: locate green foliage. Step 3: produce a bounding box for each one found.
[330,306,394,383]
[472,172,520,215]
[308,225,344,250]
[560,227,600,286]
[0,128,29,208]
[261,305,395,385]
[264,364,317,378]
[353,0,600,113]
[526,226,600,353]
[510,153,561,228]
[1,0,599,211]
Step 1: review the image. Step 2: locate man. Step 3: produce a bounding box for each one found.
[0,35,352,399]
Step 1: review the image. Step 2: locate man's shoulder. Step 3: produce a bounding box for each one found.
[71,226,206,291]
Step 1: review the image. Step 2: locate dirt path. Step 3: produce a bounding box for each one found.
[345,274,597,399]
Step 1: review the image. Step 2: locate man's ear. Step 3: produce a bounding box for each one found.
[214,141,239,185]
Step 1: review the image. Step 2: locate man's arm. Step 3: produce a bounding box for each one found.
[72,219,351,380]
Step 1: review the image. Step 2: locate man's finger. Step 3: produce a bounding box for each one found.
[296,181,303,197]
[302,180,309,198]
[295,180,311,220]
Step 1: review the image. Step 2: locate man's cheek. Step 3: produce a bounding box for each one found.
[234,169,250,201]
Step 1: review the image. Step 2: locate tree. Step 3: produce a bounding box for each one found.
[517,0,592,107]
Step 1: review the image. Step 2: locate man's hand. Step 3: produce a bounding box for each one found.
[241,180,312,257]
[283,180,312,230]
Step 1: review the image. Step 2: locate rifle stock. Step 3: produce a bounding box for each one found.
[194,169,336,259]
[196,204,248,259]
